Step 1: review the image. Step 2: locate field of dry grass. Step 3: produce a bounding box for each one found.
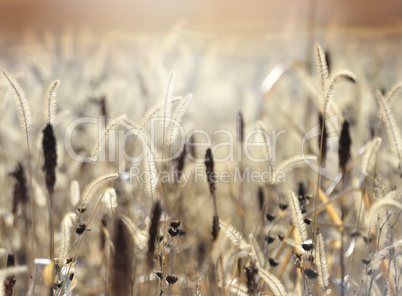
[0,23,402,296]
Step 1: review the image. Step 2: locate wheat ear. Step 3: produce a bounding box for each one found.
[163,70,175,128]
[376,91,402,168]
[80,173,119,208]
[314,42,329,91]
[315,232,329,288]
[59,212,77,264]
[271,155,317,184]
[166,94,193,145]
[249,234,265,267]
[120,214,149,250]
[102,187,117,210]
[288,191,308,243]
[258,268,287,296]
[70,180,80,207]
[91,114,126,162]
[370,240,402,273]
[44,79,60,124]
[2,71,31,131]
[361,137,382,177]
[385,81,402,103]
[323,70,356,112]
[365,192,401,227]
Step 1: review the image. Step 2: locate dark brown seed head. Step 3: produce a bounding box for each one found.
[304,268,319,279]
[147,201,161,272]
[266,213,275,222]
[112,217,131,296]
[76,224,86,235]
[76,207,87,213]
[269,258,279,267]
[211,215,220,242]
[168,227,180,237]
[339,120,351,173]
[279,203,288,211]
[258,187,264,213]
[319,113,328,163]
[204,148,215,196]
[244,261,258,295]
[42,123,57,194]
[99,215,108,252]
[169,220,181,229]
[10,164,29,224]
[278,234,284,241]
[165,275,178,285]
[4,254,16,296]
[237,112,244,144]
[266,235,275,244]
[176,144,186,183]
[303,218,312,225]
[302,243,314,251]
[361,259,371,265]
[155,271,163,280]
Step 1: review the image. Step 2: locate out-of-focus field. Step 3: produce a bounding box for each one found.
[1,2,402,296]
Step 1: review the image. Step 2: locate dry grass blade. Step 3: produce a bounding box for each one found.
[80,173,119,207]
[44,79,60,124]
[0,265,28,279]
[376,91,402,168]
[2,70,31,131]
[258,268,287,296]
[307,178,343,228]
[361,138,382,177]
[315,232,329,288]
[288,192,308,243]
